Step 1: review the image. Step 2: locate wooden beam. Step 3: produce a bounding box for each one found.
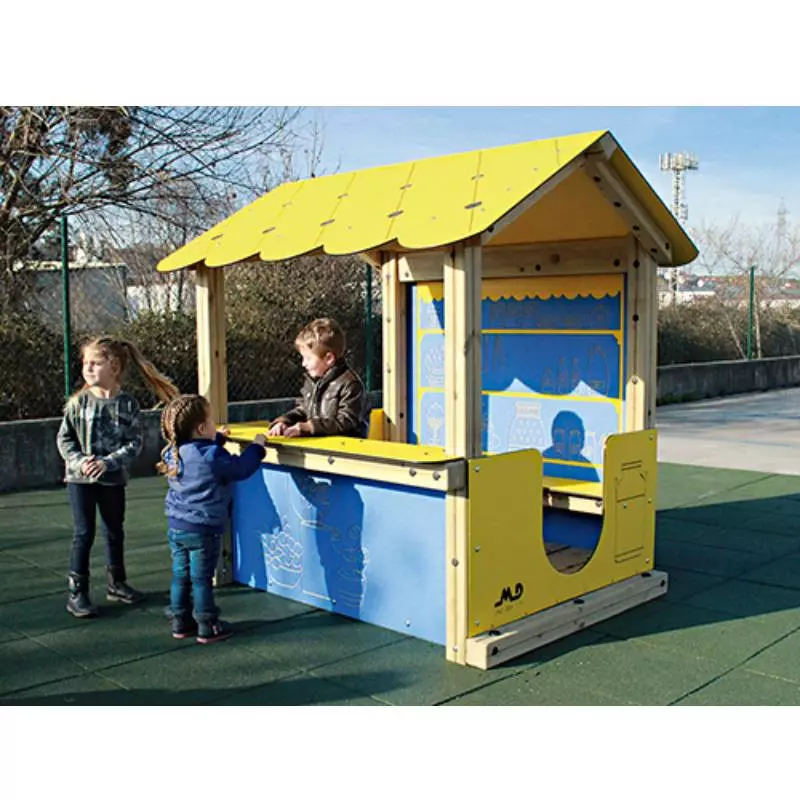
[400,239,630,282]
[480,158,586,247]
[443,242,482,666]
[381,253,408,442]
[465,570,668,669]
[623,237,643,432]
[195,265,228,423]
[584,157,673,266]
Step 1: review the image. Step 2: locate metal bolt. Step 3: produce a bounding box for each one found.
[474,465,480,473]
[475,620,480,626]
[332,599,337,605]
[475,545,481,552]
[451,558,459,567]
[433,471,441,480]
[623,503,627,509]
[405,620,411,627]
[409,468,417,477]
[648,498,653,504]
[452,646,459,653]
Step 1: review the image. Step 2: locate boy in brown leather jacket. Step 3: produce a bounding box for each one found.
[268,318,368,439]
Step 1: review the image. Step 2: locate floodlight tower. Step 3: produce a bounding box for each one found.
[659,152,699,302]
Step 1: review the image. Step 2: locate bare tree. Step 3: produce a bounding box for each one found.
[688,208,800,358]
[0,106,312,311]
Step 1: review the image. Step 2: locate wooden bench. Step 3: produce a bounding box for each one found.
[542,476,603,515]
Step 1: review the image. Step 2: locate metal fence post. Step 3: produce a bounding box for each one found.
[747,265,756,360]
[61,215,73,399]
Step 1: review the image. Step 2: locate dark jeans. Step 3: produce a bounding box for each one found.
[167,528,221,624]
[67,482,126,578]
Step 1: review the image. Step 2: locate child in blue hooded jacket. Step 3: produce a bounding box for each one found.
[158,394,266,644]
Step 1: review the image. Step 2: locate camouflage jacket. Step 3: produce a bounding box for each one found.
[56,390,143,485]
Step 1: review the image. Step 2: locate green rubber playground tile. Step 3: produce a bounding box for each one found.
[98,639,300,705]
[0,559,63,604]
[656,517,800,558]
[443,668,636,706]
[743,630,800,685]
[657,568,727,604]
[669,505,800,538]
[682,579,800,625]
[654,539,770,577]
[675,668,800,706]
[739,554,800,591]
[3,537,73,570]
[309,637,520,706]
[235,612,406,672]
[594,600,799,669]
[0,623,24,644]
[495,635,724,705]
[0,672,131,706]
[0,593,90,638]
[0,487,66,510]
[0,637,85,696]
[681,473,800,508]
[32,606,188,672]
[216,672,390,706]
[656,464,773,510]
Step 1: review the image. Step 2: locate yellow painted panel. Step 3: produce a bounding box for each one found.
[367,408,387,441]
[204,183,298,267]
[467,430,658,633]
[542,476,603,499]
[157,219,229,273]
[486,168,630,247]
[318,162,414,255]
[224,422,455,464]
[259,172,355,262]
[419,273,622,303]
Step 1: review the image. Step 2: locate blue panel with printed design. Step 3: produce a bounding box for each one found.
[408,283,625,483]
[232,465,446,645]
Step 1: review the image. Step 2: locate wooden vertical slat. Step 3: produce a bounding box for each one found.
[642,251,659,429]
[196,264,231,587]
[195,265,228,423]
[444,241,482,665]
[623,237,643,432]
[381,252,408,443]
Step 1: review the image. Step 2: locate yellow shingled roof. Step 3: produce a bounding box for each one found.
[156,130,697,272]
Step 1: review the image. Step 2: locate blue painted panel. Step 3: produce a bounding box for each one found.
[483,295,621,330]
[482,333,620,398]
[543,507,603,551]
[232,465,447,645]
[410,284,624,480]
[481,394,616,481]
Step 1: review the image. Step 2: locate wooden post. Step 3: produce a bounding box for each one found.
[196,264,231,587]
[443,241,482,665]
[195,265,228,424]
[381,252,408,442]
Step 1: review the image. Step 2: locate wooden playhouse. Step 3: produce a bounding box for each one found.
[156,129,698,668]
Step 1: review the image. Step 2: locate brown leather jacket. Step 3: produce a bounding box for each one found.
[276,360,368,438]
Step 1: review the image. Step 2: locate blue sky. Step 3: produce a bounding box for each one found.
[309,107,800,229]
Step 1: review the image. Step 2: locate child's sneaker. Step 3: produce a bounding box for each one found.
[171,616,198,640]
[196,620,233,645]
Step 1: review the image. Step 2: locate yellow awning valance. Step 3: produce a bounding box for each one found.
[157,130,697,272]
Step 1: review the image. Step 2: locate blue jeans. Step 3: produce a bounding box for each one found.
[67,483,126,578]
[167,529,221,624]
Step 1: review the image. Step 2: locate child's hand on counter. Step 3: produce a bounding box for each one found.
[218,425,231,438]
[254,433,267,446]
[268,421,287,437]
[284,421,312,438]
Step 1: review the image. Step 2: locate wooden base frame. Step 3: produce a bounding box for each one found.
[465,570,668,670]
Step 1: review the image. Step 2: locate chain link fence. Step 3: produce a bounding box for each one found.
[0,251,382,422]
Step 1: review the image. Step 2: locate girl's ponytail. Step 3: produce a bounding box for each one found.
[119,339,180,406]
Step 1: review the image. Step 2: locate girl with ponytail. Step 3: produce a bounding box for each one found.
[56,336,179,619]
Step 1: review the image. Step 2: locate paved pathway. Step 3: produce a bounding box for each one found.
[657,388,800,476]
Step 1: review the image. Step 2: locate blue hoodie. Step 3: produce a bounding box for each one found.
[164,432,266,535]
